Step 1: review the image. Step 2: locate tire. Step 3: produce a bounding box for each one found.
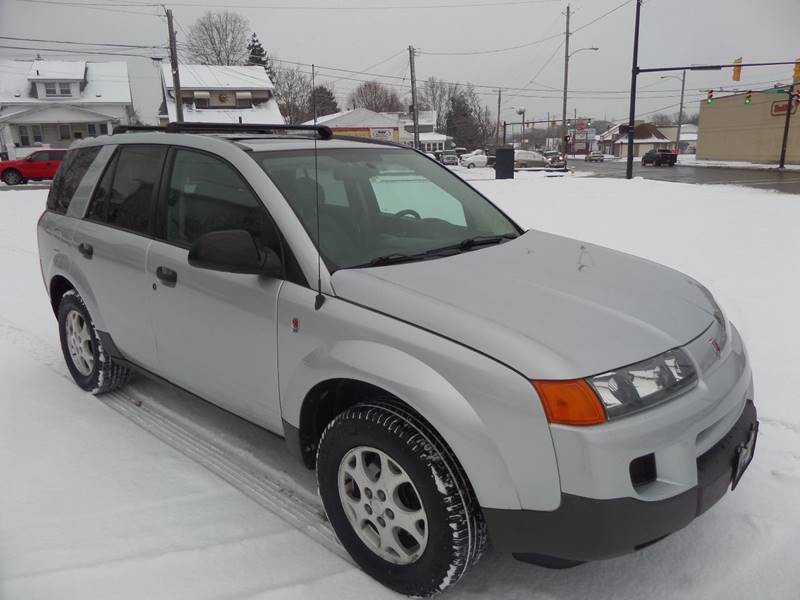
[317,402,486,596]
[57,290,130,394]
[2,169,22,185]
[466,163,475,169]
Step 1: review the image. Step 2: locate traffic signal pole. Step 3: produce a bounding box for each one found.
[779,84,794,169]
[625,0,642,180]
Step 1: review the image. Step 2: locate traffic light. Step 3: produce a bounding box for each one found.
[587,118,592,127]
[745,90,752,104]
[706,90,714,104]
[566,119,572,128]
[732,57,742,81]
[794,58,800,83]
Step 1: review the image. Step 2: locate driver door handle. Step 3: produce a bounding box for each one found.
[156,266,177,284]
[77,242,93,258]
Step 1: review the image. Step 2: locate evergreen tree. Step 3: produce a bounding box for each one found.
[247,32,277,82]
[310,84,339,118]
[445,92,481,149]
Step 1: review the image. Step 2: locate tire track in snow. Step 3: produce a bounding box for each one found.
[0,315,349,564]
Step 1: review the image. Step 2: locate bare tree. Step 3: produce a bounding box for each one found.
[272,64,312,124]
[651,113,673,126]
[418,77,461,132]
[463,86,496,147]
[185,10,250,65]
[348,80,403,112]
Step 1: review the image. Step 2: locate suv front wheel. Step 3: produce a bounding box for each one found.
[58,290,130,394]
[317,401,486,596]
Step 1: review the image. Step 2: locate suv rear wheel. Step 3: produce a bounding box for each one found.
[58,290,130,394]
[317,401,486,596]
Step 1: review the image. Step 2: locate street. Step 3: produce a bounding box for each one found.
[572,159,800,194]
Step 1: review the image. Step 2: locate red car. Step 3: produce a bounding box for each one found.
[1,149,67,185]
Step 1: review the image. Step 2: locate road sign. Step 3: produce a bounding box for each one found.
[771,100,797,117]
[733,57,742,81]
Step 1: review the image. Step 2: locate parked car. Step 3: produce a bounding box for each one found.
[585,151,605,162]
[39,124,757,597]
[460,150,488,169]
[514,149,548,169]
[1,149,66,185]
[543,150,567,169]
[642,148,677,167]
[454,146,468,157]
[440,149,459,166]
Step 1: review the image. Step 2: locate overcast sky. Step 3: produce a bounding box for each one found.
[1,0,798,126]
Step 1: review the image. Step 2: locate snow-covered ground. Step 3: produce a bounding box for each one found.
[2,177,799,599]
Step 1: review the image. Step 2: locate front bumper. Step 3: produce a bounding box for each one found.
[484,399,757,561]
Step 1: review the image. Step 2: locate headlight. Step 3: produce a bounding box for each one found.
[588,348,698,420]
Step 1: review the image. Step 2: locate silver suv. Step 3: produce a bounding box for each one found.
[38,123,758,597]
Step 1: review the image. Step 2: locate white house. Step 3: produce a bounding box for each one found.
[0,59,134,160]
[384,110,451,152]
[159,64,283,125]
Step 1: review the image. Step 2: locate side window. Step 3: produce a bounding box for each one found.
[46,145,102,214]
[30,152,47,161]
[87,145,165,235]
[164,149,279,255]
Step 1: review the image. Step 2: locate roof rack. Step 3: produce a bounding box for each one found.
[112,122,333,140]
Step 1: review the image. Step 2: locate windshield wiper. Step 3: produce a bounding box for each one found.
[358,233,519,268]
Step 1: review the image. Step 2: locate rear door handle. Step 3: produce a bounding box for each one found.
[156,266,177,284]
[77,242,93,258]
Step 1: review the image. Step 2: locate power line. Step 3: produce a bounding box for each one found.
[0,44,165,58]
[572,0,635,34]
[0,35,166,49]
[419,32,563,57]
[18,0,563,10]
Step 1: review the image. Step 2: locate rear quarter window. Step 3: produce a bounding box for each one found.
[46,146,102,214]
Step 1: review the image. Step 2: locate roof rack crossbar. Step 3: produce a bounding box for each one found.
[113,122,333,140]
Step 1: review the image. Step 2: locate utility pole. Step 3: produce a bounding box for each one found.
[779,84,795,168]
[676,69,686,153]
[561,4,570,156]
[166,8,183,123]
[408,45,420,150]
[625,0,643,179]
[496,89,502,144]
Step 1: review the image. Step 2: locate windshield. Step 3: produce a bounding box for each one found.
[250,147,520,270]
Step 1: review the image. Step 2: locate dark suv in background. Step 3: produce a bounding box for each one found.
[642,148,677,167]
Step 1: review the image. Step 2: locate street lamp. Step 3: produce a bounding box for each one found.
[562,46,599,154]
[511,106,527,147]
[660,71,686,154]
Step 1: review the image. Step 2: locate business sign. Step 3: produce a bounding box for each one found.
[771,100,798,117]
[370,128,394,141]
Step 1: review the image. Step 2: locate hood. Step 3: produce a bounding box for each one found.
[331,230,715,379]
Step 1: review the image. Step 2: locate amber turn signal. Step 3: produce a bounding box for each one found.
[532,379,607,426]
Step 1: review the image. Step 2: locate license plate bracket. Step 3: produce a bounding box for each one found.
[731,421,758,490]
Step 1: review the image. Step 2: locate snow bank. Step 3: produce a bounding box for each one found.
[1,178,798,599]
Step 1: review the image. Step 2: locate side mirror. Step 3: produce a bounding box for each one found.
[188,229,282,277]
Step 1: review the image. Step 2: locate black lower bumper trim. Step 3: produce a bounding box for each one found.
[485,400,757,561]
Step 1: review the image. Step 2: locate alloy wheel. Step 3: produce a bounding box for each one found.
[65,309,94,376]
[338,445,429,565]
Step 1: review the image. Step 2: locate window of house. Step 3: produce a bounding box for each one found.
[194,98,209,108]
[18,125,30,146]
[88,124,96,137]
[236,98,252,109]
[59,82,71,96]
[46,145,102,214]
[32,125,43,143]
[87,145,166,235]
[44,82,57,96]
[59,124,71,140]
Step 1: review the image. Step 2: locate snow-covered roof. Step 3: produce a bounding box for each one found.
[419,131,448,142]
[680,132,698,142]
[614,137,671,144]
[161,64,273,91]
[304,108,398,129]
[0,60,131,104]
[27,60,86,81]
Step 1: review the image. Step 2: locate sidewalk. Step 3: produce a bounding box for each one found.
[676,154,800,172]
